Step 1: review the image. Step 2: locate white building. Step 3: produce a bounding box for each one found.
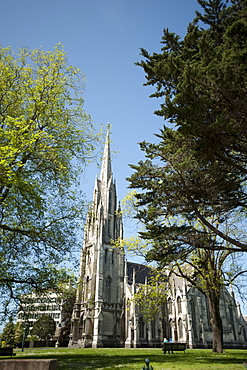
[18,291,63,329]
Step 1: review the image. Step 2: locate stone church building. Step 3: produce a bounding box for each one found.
[70,133,247,349]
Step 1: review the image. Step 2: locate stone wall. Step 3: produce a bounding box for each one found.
[0,359,57,370]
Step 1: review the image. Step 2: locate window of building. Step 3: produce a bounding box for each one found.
[191,299,198,340]
[105,276,111,301]
[105,249,108,263]
[178,318,183,339]
[139,317,145,338]
[168,298,173,314]
[151,320,156,339]
[177,297,182,313]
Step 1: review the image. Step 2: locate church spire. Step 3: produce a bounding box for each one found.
[100,127,112,186]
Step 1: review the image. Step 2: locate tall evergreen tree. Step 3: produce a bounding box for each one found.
[127,134,246,352]
[134,0,247,251]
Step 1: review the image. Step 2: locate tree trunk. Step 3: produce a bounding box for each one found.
[206,293,224,353]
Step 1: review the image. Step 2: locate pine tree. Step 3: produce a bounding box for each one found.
[135,0,247,252]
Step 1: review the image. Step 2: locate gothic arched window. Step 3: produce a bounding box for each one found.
[178,318,183,339]
[169,318,173,338]
[87,250,90,265]
[139,317,145,338]
[168,298,173,314]
[84,276,90,300]
[177,296,182,313]
[151,320,156,339]
[105,276,112,301]
[105,249,108,263]
[191,299,198,340]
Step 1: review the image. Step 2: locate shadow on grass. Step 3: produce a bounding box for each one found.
[14,348,247,370]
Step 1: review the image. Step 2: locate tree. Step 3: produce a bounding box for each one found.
[128,132,247,352]
[31,315,56,341]
[133,269,169,323]
[136,0,247,252]
[1,319,15,347]
[14,321,24,347]
[0,44,100,316]
[58,286,76,344]
[1,320,28,348]
[120,191,246,352]
[129,2,247,348]
[60,288,76,328]
[145,217,241,353]
[129,128,247,253]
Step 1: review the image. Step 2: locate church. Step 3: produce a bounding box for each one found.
[69,132,247,349]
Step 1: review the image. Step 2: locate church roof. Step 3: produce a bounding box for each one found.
[127,261,150,285]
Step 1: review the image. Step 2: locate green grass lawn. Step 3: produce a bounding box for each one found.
[9,347,247,370]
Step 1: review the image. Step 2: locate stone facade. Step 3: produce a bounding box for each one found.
[163,276,247,348]
[70,133,247,349]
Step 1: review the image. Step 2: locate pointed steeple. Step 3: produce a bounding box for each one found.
[71,126,125,349]
[100,128,112,186]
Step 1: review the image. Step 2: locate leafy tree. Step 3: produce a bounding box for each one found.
[133,269,169,322]
[1,318,15,347]
[1,320,27,348]
[135,0,247,252]
[14,321,24,347]
[58,326,70,344]
[60,288,76,328]
[0,44,100,316]
[31,315,56,340]
[58,286,76,343]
